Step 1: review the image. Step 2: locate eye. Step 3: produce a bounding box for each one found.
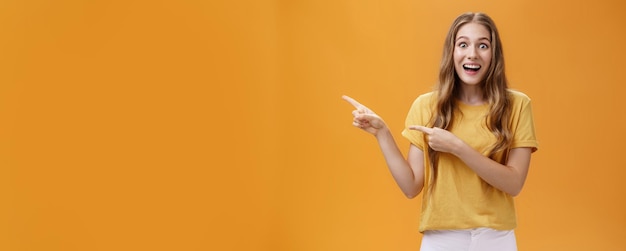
[458,42,468,48]
[479,43,489,49]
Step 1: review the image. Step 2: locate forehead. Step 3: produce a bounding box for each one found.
[455,22,491,40]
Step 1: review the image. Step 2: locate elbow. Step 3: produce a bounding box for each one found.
[404,188,422,199]
[507,190,521,197]
[502,175,526,197]
[506,186,523,197]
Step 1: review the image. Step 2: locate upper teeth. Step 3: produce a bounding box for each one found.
[464,64,480,69]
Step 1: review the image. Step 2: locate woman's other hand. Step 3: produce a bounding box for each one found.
[342,95,387,136]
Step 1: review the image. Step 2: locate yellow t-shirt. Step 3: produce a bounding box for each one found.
[401,90,538,232]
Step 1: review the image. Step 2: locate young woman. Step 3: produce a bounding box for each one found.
[343,12,538,251]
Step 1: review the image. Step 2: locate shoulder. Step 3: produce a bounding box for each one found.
[405,91,436,122]
[507,89,532,106]
[412,91,437,106]
[507,89,531,101]
[507,89,535,116]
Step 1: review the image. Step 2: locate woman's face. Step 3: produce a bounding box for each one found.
[453,22,492,86]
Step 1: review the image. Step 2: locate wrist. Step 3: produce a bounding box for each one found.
[451,138,468,157]
[374,126,391,139]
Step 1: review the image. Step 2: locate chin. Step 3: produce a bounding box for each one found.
[458,78,483,86]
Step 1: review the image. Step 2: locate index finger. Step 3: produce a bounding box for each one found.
[409,125,433,134]
[341,95,363,109]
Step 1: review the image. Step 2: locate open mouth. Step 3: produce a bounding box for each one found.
[463,64,481,72]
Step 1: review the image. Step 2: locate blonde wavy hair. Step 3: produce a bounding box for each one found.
[428,12,513,182]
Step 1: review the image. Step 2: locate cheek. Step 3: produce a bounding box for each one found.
[483,54,492,69]
[453,50,463,62]
[482,51,492,63]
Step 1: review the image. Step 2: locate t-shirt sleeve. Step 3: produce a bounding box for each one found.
[511,96,539,152]
[401,95,431,150]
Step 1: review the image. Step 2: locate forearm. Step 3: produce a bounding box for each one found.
[375,128,423,198]
[453,143,527,196]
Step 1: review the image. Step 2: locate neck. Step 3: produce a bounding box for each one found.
[457,84,485,105]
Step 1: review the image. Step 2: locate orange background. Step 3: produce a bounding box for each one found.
[1,0,624,250]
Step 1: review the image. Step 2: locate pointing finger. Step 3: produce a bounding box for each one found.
[342,95,363,109]
[409,125,433,134]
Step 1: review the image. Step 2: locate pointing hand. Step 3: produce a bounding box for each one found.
[409,125,462,154]
[342,95,387,136]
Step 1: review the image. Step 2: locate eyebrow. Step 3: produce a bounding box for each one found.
[455,36,491,42]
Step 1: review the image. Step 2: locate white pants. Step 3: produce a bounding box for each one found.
[420,228,517,251]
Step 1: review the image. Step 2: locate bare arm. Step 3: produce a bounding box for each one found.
[410,126,532,196]
[343,95,425,198]
[375,128,425,198]
[454,146,531,196]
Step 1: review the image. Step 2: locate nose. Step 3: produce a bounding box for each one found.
[467,46,478,59]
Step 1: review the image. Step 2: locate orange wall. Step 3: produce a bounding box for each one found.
[1,0,624,250]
